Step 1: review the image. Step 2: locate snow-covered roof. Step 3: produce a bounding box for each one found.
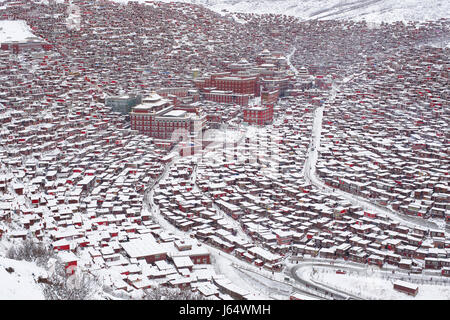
[121,237,166,258]
[172,256,194,269]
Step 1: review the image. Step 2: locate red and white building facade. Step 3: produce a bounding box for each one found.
[243,104,274,126]
[203,90,251,106]
[130,93,206,140]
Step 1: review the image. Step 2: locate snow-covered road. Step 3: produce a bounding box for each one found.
[301,78,443,232]
[289,262,361,300]
[286,46,299,75]
[288,259,450,300]
[277,48,450,299]
[143,148,296,299]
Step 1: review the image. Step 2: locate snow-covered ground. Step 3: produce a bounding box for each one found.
[310,266,450,300]
[111,0,450,23]
[0,257,46,300]
[286,46,299,75]
[0,20,39,43]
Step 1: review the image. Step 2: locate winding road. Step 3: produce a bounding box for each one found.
[284,47,448,299]
[301,77,443,231]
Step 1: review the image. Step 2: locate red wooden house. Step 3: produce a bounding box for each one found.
[393,280,418,297]
[52,239,71,251]
[58,251,78,275]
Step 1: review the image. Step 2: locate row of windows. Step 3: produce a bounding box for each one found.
[216,80,256,84]
[216,85,255,88]
[245,111,272,115]
[133,121,188,126]
[206,94,249,99]
[135,126,190,130]
[133,116,189,124]
[132,117,153,120]
[244,117,271,121]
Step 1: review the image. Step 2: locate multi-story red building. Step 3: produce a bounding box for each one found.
[192,50,297,127]
[214,76,258,95]
[194,72,229,90]
[130,93,206,140]
[260,76,291,96]
[156,87,200,106]
[0,20,52,53]
[256,49,288,70]
[243,104,274,126]
[260,88,279,105]
[203,90,251,106]
[194,49,294,106]
[195,74,259,96]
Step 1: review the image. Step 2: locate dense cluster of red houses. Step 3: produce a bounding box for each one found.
[129,92,206,140]
[316,35,449,225]
[152,92,450,278]
[0,0,324,299]
[192,49,296,125]
[188,107,450,275]
[0,0,448,300]
[154,157,285,272]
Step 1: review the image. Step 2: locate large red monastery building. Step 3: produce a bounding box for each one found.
[130,93,206,140]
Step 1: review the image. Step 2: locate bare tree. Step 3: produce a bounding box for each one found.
[6,238,54,267]
[41,261,99,300]
[143,287,208,300]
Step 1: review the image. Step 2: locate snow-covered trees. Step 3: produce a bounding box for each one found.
[143,287,207,300]
[5,239,99,300]
[6,238,54,267]
[40,260,99,300]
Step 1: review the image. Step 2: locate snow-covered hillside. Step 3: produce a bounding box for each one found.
[113,0,450,23]
[0,257,46,300]
[0,20,39,43]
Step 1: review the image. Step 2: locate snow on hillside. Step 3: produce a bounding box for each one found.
[112,0,450,23]
[311,267,450,300]
[0,20,39,43]
[0,257,46,300]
